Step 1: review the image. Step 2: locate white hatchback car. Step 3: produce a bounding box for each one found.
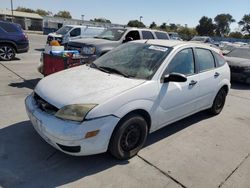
[25,40,230,159]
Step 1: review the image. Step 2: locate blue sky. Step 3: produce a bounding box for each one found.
[1,0,249,30]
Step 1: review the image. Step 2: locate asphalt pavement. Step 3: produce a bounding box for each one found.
[0,34,250,188]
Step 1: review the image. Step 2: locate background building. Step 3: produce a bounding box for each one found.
[0,9,43,30]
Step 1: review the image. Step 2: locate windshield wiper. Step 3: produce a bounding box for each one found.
[90,63,110,73]
[99,66,131,78]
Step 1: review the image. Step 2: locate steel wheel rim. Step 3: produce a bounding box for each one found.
[120,124,141,152]
[0,46,14,60]
[215,91,225,110]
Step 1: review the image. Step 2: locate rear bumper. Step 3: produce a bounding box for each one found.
[16,43,29,53]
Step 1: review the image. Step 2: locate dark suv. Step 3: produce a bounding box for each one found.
[0,21,29,61]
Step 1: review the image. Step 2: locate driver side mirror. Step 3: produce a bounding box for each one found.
[162,73,187,83]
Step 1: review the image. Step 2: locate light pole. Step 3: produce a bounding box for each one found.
[10,0,14,22]
[139,16,143,23]
[81,15,84,25]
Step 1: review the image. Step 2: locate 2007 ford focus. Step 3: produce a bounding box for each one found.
[25,40,230,159]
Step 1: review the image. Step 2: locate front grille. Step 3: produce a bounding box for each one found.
[230,66,245,73]
[57,144,81,153]
[34,93,59,115]
[67,45,82,52]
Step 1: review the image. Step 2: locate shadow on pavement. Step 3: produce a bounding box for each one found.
[9,78,41,90]
[231,81,250,90]
[35,48,44,52]
[146,111,212,146]
[0,57,21,62]
[0,111,212,187]
[0,121,128,188]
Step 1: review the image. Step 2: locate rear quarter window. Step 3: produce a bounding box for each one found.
[214,52,226,67]
[0,22,19,32]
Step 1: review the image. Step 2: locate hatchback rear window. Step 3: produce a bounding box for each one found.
[0,22,19,32]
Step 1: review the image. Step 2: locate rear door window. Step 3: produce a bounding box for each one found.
[196,48,215,72]
[142,31,154,39]
[155,32,169,39]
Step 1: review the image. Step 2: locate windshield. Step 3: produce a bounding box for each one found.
[93,43,172,79]
[227,48,250,59]
[95,28,126,41]
[83,27,105,37]
[56,26,73,35]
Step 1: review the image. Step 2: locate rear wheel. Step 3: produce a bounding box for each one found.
[0,45,16,61]
[109,114,148,160]
[209,88,227,115]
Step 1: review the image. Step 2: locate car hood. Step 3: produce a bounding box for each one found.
[48,33,63,38]
[70,38,119,46]
[224,56,250,68]
[35,65,145,109]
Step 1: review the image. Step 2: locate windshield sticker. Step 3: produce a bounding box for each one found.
[149,45,168,52]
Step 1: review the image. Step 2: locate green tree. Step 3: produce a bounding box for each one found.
[169,23,178,31]
[149,21,157,29]
[160,22,167,30]
[36,9,52,16]
[229,32,243,38]
[238,14,250,34]
[178,27,197,40]
[127,20,145,28]
[54,11,72,19]
[214,14,235,36]
[196,16,215,36]
[91,18,111,23]
[15,6,35,13]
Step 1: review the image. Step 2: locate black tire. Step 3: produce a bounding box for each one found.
[0,44,16,61]
[209,88,227,115]
[109,114,148,160]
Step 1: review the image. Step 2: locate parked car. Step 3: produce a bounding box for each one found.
[224,47,250,83]
[66,27,170,63]
[0,20,29,61]
[47,25,106,45]
[191,36,214,44]
[168,32,182,40]
[25,40,230,159]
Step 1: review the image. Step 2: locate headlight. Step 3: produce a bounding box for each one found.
[55,104,97,122]
[82,46,96,55]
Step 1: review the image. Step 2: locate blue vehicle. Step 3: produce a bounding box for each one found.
[0,21,29,61]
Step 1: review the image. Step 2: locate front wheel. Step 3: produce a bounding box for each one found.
[209,88,227,115]
[109,114,148,160]
[0,45,16,61]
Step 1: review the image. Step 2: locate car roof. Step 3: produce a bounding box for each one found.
[133,39,221,52]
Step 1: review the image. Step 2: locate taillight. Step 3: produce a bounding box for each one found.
[22,33,28,40]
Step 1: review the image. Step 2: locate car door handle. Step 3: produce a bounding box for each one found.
[189,80,197,86]
[214,72,220,78]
